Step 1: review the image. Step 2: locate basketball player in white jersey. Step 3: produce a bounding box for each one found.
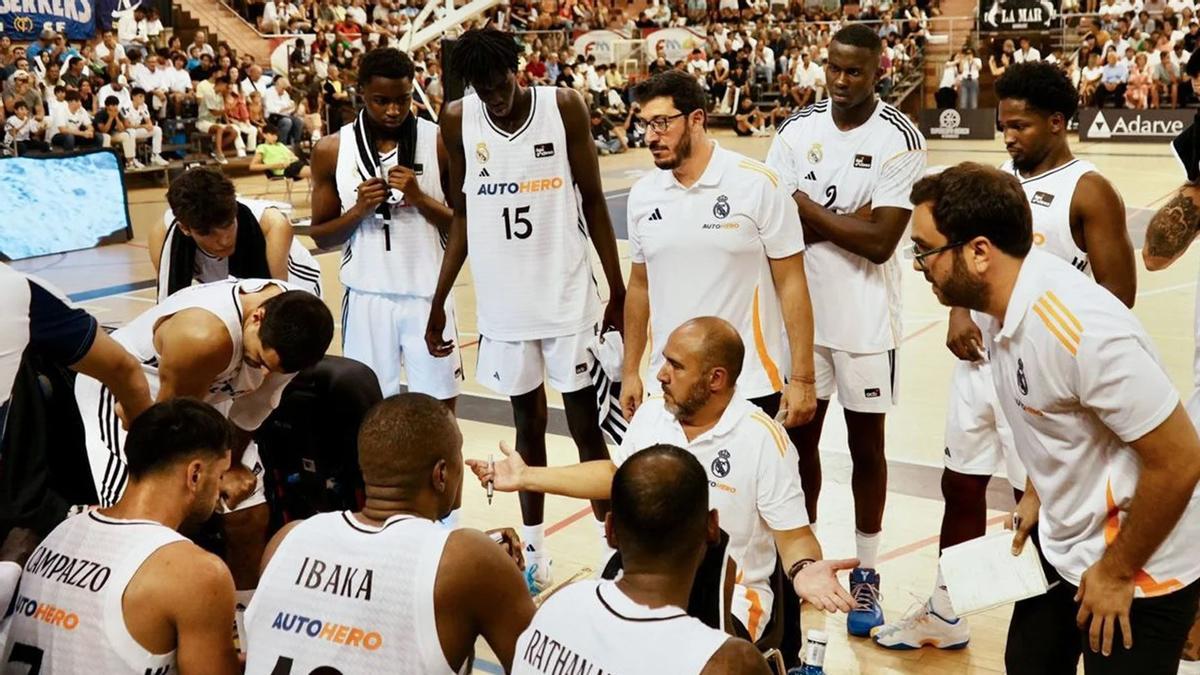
[306,48,462,405]
[1142,53,1200,672]
[245,393,534,674]
[148,166,323,301]
[3,399,240,675]
[474,318,859,652]
[512,445,770,675]
[73,279,333,591]
[874,62,1135,651]
[426,28,627,590]
[765,23,927,636]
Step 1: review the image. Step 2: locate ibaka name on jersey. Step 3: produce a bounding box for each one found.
[293,555,374,600]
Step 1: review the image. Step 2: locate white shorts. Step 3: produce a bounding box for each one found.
[341,289,463,400]
[814,346,897,413]
[196,119,218,133]
[943,359,1026,490]
[476,325,598,397]
[76,375,267,510]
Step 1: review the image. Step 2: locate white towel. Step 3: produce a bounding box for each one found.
[588,330,626,446]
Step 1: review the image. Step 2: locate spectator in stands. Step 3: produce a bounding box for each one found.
[62,57,87,90]
[1080,50,1104,106]
[164,53,195,116]
[196,74,244,162]
[51,90,101,150]
[263,75,304,145]
[189,31,216,59]
[1096,48,1129,107]
[98,74,133,110]
[225,86,258,151]
[556,62,578,89]
[752,40,774,85]
[1014,36,1041,62]
[1126,51,1152,108]
[126,87,167,164]
[78,78,98,114]
[246,90,268,135]
[956,46,981,109]
[321,63,351,126]
[525,51,550,85]
[94,94,140,168]
[95,29,127,70]
[145,8,164,49]
[4,101,48,154]
[935,57,958,108]
[878,12,899,38]
[112,3,148,57]
[26,29,56,63]
[191,52,216,81]
[240,64,272,98]
[4,71,42,119]
[1153,48,1181,107]
[989,38,1015,77]
[261,0,288,34]
[135,53,169,118]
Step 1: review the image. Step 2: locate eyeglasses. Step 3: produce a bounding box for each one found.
[644,112,686,134]
[907,240,966,271]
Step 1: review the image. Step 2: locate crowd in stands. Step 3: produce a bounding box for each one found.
[937,1,1200,110]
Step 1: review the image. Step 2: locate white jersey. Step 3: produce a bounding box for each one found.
[158,200,323,300]
[460,86,600,341]
[1002,158,1095,276]
[83,278,300,433]
[3,511,184,674]
[766,99,927,353]
[511,580,728,675]
[336,117,447,297]
[245,511,461,675]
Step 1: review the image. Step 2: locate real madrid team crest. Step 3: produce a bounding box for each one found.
[476,142,489,164]
[711,449,731,478]
[807,142,823,165]
[713,194,730,219]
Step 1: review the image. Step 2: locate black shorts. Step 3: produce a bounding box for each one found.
[267,160,307,181]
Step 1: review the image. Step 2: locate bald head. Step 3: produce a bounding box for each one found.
[357,393,462,492]
[611,445,710,564]
[674,316,744,385]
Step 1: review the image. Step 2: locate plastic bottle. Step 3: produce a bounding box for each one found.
[798,629,828,674]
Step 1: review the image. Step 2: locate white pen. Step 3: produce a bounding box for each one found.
[487,453,494,506]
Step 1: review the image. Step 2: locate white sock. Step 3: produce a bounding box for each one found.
[438,509,460,531]
[1180,659,1200,675]
[930,566,957,620]
[595,518,616,570]
[522,524,545,558]
[855,529,881,570]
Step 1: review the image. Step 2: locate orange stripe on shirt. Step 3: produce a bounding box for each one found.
[1037,298,1081,344]
[1045,291,1083,333]
[752,286,784,391]
[1032,302,1078,356]
[1103,480,1184,596]
[750,413,788,457]
[745,587,765,640]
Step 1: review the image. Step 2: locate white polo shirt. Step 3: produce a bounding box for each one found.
[991,249,1200,597]
[613,396,810,640]
[766,99,926,354]
[626,142,804,399]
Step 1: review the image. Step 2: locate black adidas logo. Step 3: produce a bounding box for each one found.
[648,208,662,221]
[479,168,490,177]
[804,171,817,181]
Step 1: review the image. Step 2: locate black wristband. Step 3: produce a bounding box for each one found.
[787,558,816,581]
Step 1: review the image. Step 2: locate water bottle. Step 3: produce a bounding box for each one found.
[798,629,828,674]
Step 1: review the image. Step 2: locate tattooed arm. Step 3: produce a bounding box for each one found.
[1144,185,1200,271]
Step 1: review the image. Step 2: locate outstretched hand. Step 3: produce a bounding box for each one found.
[465,441,527,493]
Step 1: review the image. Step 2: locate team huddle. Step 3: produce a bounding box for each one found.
[2,19,1200,675]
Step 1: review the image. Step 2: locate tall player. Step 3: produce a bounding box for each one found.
[3,399,240,675]
[425,27,626,590]
[874,62,1135,650]
[765,23,927,636]
[73,279,332,591]
[1142,50,1200,675]
[245,393,534,673]
[512,445,771,675]
[148,167,323,300]
[306,48,462,405]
